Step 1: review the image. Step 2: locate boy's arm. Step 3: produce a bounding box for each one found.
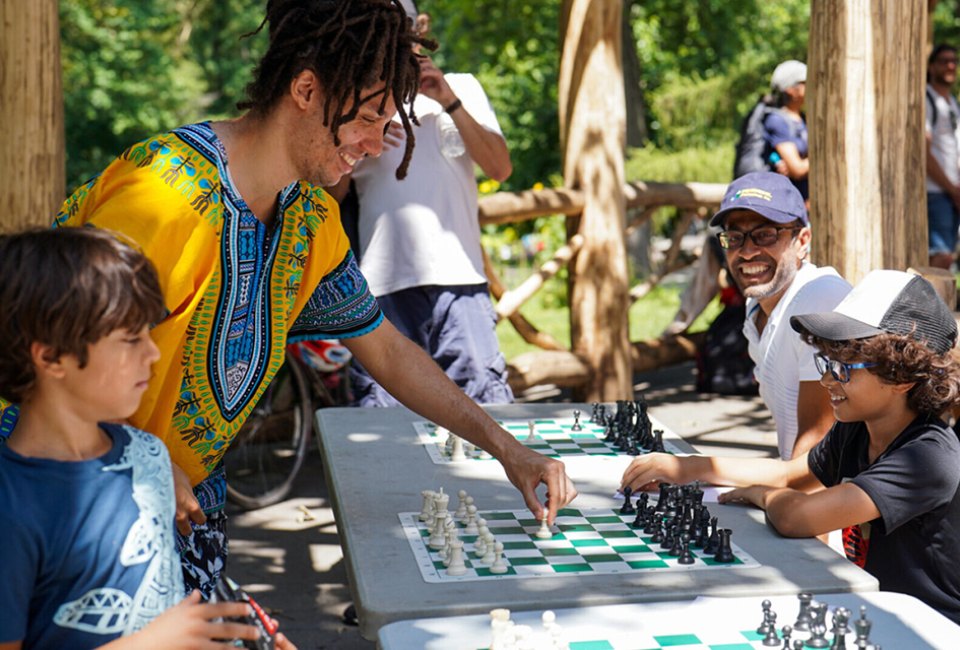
[620,451,816,493]
[720,482,879,538]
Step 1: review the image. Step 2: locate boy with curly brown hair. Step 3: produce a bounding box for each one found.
[621,270,960,623]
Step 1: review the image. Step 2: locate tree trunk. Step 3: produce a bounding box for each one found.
[807,0,927,283]
[0,0,64,232]
[560,0,631,401]
[622,0,647,148]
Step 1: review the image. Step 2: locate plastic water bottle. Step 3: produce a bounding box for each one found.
[769,151,781,166]
[437,112,465,158]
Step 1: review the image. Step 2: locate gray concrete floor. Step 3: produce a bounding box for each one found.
[225,361,777,649]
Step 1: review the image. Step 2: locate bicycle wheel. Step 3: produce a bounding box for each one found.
[225,351,312,509]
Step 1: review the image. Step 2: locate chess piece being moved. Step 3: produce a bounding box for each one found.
[535,512,553,539]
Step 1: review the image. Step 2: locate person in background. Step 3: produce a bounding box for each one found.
[764,60,809,201]
[709,172,851,460]
[342,4,515,407]
[924,44,960,269]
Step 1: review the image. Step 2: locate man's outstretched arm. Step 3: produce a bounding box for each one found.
[344,319,577,522]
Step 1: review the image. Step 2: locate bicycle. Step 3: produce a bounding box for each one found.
[223,340,352,509]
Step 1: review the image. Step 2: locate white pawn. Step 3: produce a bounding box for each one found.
[535,512,553,539]
[526,420,537,442]
[463,440,476,458]
[474,524,490,557]
[476,446,494,460]
[463,505,479,535]
[455,490,469,519]
[489,540,508,574]
[481,531,497,564]
[449,435,466,461]
[445,539,467,576]
[419,489,436,522]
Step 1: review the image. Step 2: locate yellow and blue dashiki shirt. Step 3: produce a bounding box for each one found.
[0,122,382,511]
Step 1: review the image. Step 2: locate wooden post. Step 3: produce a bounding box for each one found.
[559,0,631,401]
[807,0,927,283]
[0,0,64,232]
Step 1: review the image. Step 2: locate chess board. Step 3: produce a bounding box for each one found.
[413,417,685,464]
[481,629,770,650]
[400,506,759,583]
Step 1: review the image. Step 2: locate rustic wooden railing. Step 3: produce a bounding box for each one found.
[479,180,727,395]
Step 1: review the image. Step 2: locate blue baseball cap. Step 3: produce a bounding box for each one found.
[709,172,809,228]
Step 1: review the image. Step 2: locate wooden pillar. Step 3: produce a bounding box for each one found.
[0,0,65,232]
[807,0,927,284]
[559,0,631,401]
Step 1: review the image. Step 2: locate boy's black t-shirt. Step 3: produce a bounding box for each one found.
[808,417,960,623]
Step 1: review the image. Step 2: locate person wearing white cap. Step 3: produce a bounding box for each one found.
[764,59,809,200]
[621,270,960,624]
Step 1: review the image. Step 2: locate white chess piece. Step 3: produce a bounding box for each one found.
[445,539,467,576]
[449,435,466,461]
[455,490,469,519]
[429,512,447,549]
[474,525,490,557]
[435,488,450,514]
[489,540,508,574]
[489,609,512,650]
[481,531,497,564]
[463,505,479,535]
[535,512,553,539]
[526,420,537,442]
[419,489,436,522]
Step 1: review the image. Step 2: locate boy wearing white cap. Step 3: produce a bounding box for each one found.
[621,270,960,623]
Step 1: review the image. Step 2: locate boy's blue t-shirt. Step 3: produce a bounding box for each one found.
[0,423,184,649]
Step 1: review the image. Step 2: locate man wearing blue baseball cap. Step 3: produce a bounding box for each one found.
[710,171,852,460]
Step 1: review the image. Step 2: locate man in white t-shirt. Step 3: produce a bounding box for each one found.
[347,9,514,406]
[925,44,960,270]
[709,172,852,459]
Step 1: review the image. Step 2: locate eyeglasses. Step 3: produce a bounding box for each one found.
[717,225,801,250]
[814,353,877,384]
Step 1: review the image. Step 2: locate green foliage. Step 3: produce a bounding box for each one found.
[422,0,561,192]
[60,0,266,189]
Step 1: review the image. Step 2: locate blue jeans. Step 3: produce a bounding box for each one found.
[351,284,514,406]
[928,192,960,256]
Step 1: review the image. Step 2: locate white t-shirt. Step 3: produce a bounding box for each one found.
[352,73,504,296]
[743,262,852,459]
[925,83,960,193]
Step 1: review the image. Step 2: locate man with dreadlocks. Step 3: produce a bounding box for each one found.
[0,0,576,598]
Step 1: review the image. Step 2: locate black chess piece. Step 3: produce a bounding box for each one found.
[830,607,850,649]
[571,409,582,431]
[762,610,780,646]
[806,601,830,649]
[853,606,871,649]
[653,429,665,453]
[704,517,720,554]
[631,504,645,529]
[793,593,814,632]
[757,599,773,635]
[649,519,664,544]
[619,486,636,515]
[677,533,695,565]
[780,625,793,650]
[713,528,735,563]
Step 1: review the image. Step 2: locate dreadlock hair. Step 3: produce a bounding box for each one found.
[240,0,436,179]
[798,330,960,419]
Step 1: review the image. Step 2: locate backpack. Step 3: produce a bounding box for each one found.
[732,99,774,178]
[695,297,759,396]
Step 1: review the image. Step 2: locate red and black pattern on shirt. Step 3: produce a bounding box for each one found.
[843,523,869,568]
